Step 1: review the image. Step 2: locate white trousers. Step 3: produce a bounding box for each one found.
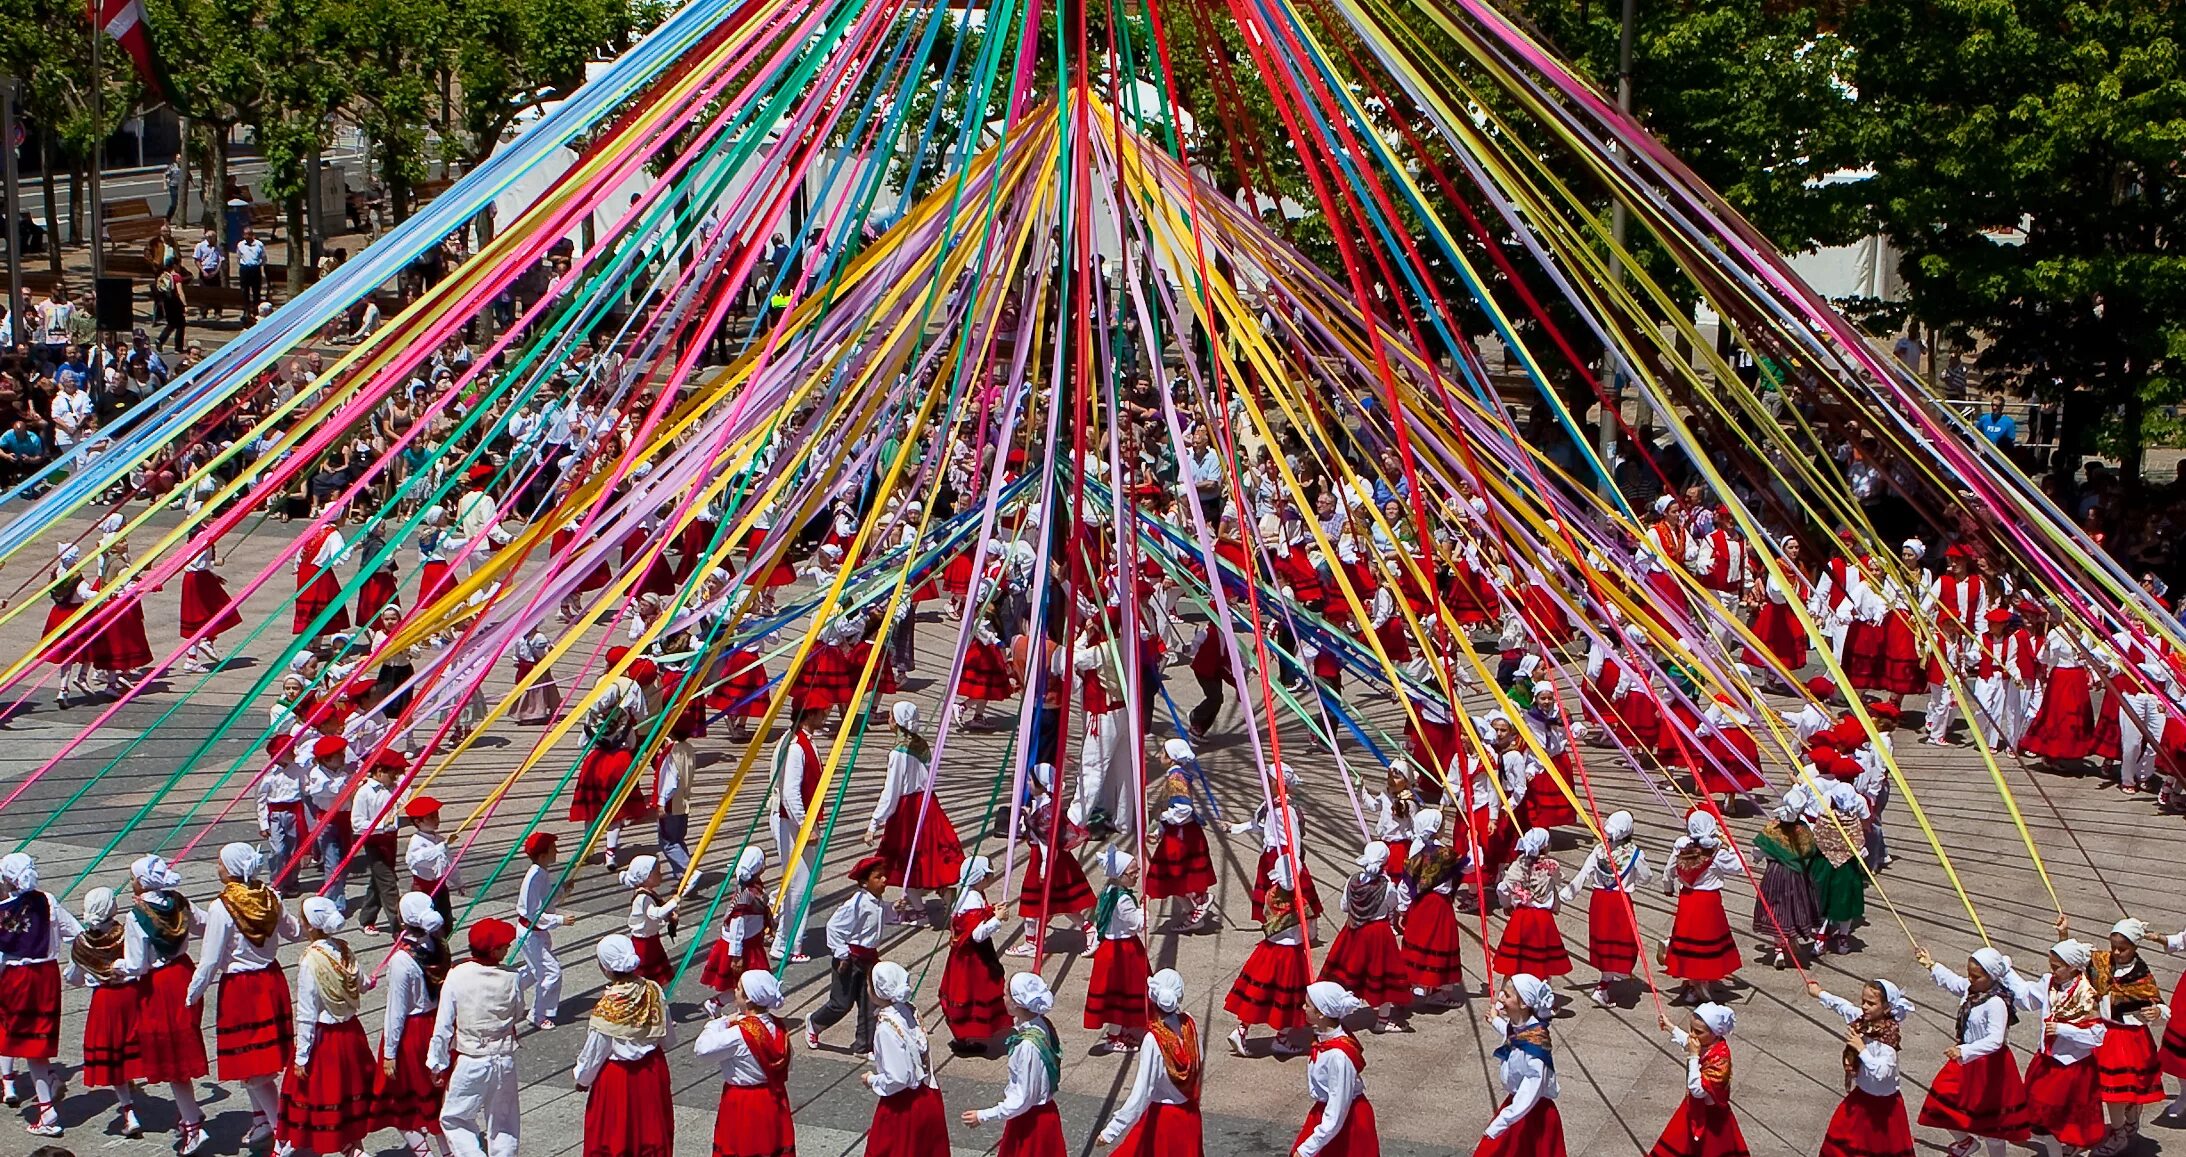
[2119,691,2168,787]
[1971,676,2024,748]
[1071,710,1130,838]
[440,1054,520,1157]
[515,928,561,1021]
[770,814,816,957]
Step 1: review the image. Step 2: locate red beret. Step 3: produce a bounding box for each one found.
[311,735,348,760]
[345,678,379,701]
[1803,676,1837,701]
[403,795,443,819]
[1827,756,1863,781]
[466,463,496,485]
[1944,545,1969,560]
[1866,701,1901,721]
[467,917,516,957]
[627,659,658,684]
[605,646,631,665]
[1803,744,1836,766]
[522,832,557,857]
[373,749,408,771]
[846,854,889,882]
[1984,608,2013,624]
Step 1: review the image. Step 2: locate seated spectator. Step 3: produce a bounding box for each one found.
[0,418,46,482]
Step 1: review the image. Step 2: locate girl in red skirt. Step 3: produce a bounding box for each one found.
[1226,859,1313,1057]
[2019,934,2108,1155]
[714,643,772,741]
[1239,773,1321,924]
[941,856,1009,1053]
[1145,764,1217,928]
[1566,811,1652,1007]
[963,973,1067,1155]
[695,969,796,1157]
[91,538,155,691]
[702,847,775,1016]
[1661,812,1742,1005]
[416,506,460,608]
[1401,810,1468,1005]
[43,543,95,706]
[1648,1003,1748,1157]
[293,523,350,637]
[2022,629,2098,764]
[376,893,448,1155]
[867,701,965,919]
[1493,829,1571,981]
[178,546,241,672]
[1012,763,1095,957]
[620,855,680,986]
[191,842,300,1150]
[0,854,72,1137]
[1808,977,1916,1157]
[126,855,211,1154]
[1474,975,1564,1157]
[278,897,377,1156]
[866,961,951,1157]
[1915,945,2031,1154]
[576,935,676,1157]
[1294,983,1378,1157]
[2093,919,2168,1149]
[1744,557,1811,680]
[1085,849,1151,1051]
[1098,968,1204,1156]
[954,611,1018,729]
[2138,921,2186,1120]
[66,887,144,1139]
[1319,842,1411,1032]
[1693,698,1767,813]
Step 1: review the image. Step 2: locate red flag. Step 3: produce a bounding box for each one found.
[92,0,165,99]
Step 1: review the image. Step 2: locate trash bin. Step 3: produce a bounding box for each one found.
[224,199,251,248]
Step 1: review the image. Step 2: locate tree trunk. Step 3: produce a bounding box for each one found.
[286,193,308,295]
[2120,386,2147,492]
[207,125,232,234]
[65,162,80,248]
[38,132,59,275]
[305,137,325,264]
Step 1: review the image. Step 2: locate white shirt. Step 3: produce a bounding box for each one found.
[2013,973,2105,1064]
[1662,840,1741,894]
[293,940,368,1066]
[0,895,82,966]
[1929,963,2017,1061]
[695,1013,785,1085]
[1665,1027,1724,1100]
[1814,989,1901,1097]
[976,1019,1057,1122]
[1097,888,1144,939]
[771,731,815,824]
[953,888,1003,940]
[1295,1032,1365,1157]
[49,390,91,447]
[428,960,525,1067]
[826,891,883,959]
[187,893,302,1004]
[869,746,937,832]
[1100,1016,1194,1141]
[574,1016,673,1086]
[1563,842,1651,898]
[866,1003,933,1096]
[518,864,564,931]
[382,943,435,1054]
[1481,1016,1557,1138]
[121,896,206,979]
[352,778,397,838]
[628,890,677,938]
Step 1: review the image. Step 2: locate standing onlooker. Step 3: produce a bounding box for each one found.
[154,258,189,351]
[33,285,74,366]
[163,158,184,220]
[236,228,268,311]
[1890,323,1926,375]
[47,373,91,460]
[1976,395,2019,448]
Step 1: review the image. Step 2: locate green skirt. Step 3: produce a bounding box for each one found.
[1814,858,1866,924]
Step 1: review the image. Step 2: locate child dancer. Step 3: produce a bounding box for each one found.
[700,847,773,1017]
[1146,742,1216,928]
[514,832,568,1029]
[1563,810,1650,1007]
[575,935,676,1157]
[1293,983,1377,1157]
[1400,810,1467,1006]
[1649,1003,1749,1157]
[1474,974,1564,1156]
[1808,977,1916,1157]
[1085,849,1151,1054]
[1319,842,1410,1033]
[1098,969,1204,1156]
[188,842,301,1150]
[125,856,210,1153]
[940,856,1009,1054]
[277,897,376,1156]
[1011,763,1095,958]
[0,854,78,1137]
[962,973,1067,1154]
[1493,828,1571,982]
[377,893,450,1157]
[1661,811,1743,1005]
[695,969,795,1157]
[65,887,141,1138]
[619,856,680,987]
[866,701,965,923]
[1226,859,1313,1057]
[1914,944,2031,1156]
[864,961,950,1157]
[2092,919,2166,1152]
[2018,933,2106,1157]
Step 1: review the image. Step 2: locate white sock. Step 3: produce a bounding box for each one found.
[168,1081,203,1125]
[114,1081,134,1109]
[243,1075,279,1125]
[605,824,622,856]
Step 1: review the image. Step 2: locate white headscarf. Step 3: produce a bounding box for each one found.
[734,846,767,884]
[740,969,785,1010]
[302,896,345,935]
[1100,848,1134,879]
[1009,971,1055,1015]
[219,842,263,883]
[1901,539,1927,562]
[1148,969,1185,1014]
[1031,763,1055,790]
[1164,738,1195,764]
[957,855,992,892]
[1355,841,1390,872]
[1684,811,1721,848]
[1874,978,1915,1022]
[1412,809,1442,841]
[1696,1002,1736,1037]
[399,891,443,933]
[597,934,642,974]
[873,961,912,1002]
[620,855,660,890]
[1306,981,1367,1021]
[2051,939,2094,972]
[1509,973,1555,1020]
[891,700,921,732]
[1516,828,1549,857]
[2114,918,2151,942]
[1604,811,1634,842]
[0,853,36,893]
[1971,947,2013,985]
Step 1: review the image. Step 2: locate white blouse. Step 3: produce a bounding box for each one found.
[1295,1032,1365,1157]
[1481,1016,1557,1139]
[627,890,676,938]
[293,941,369,1067]
[1662,841,1741,894]
[1929,963,2017,1061]
[574,1018,674,1086]
[869,747,938,832]
[866,1004,933,1097]
[1097,889,1144,940]
[975,1020,1057,1122]
[1099,1018,1194,1142]
[1815,989,1901,1097]
[2012,974,2105,1064]
[381,944,436,1054]
[694,1013,785,1085]
[187,895,302,1004]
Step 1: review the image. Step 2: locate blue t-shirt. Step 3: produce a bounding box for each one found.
[1976,411,2018,444]
[0,429,43,457]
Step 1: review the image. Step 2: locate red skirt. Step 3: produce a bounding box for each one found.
[1518,782,1579,830]
[1695,730,1766,796]
[1292,1096,1377,1157]
[2097,1020,2165,1103]
[215,965,294,1080]
[131,958,209,1083]
[1382,840,1411,882]
[1646,1096,1748,1157]
[180,568,243,638]
[1663,891,1741,982]
[2022,1053,2104,1148]
[701,938,770,994]
[2092,693,2124,761]
[1473,1098,1565,1157]
[81,982,141,1085]
[878,793,966,891]
[374,1011,443,1132]
[1225,939,1312,1030]
[1862,614,1928,696]
[1086,936,1152,1030]
[941,553,976,599]
[42,601,85,666]
[1320,919,1412,1008]
[713,1082,795,1157]
[1401,890,1466,990]
[1494,906,1573,978]
[959,641,1015,701]
[571,748,654,825]
[2021,667,2097,760]
[1019,844,1095,921]
[294,569,351,635]
[940,937,1009,1040]
[1146,822,1216,899]
[1841,620,1888,689]
[355,570,399,625]
[792,646,855,711]
[716,652,772,717]
[1116,1101,1204,1157]
[584,1049,675,1157]
[1587,889,1641,973]
[418,559,455,608]
[998,1101,1067,1157]
[98,599,155,670]
[867,1085,950,1157]
[0,960,60,1057]
[2160,981,2186,1079]
[1917,1048,2029,1141]
[277,1018,376,1153]
[1250,848,1321,922]
[1746,602,1808,672]
[633,934,676,986]
[1819,1089,1913,1157]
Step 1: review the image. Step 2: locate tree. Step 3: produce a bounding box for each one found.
[145,0,287,230]
[1837,0,2186,485]
[324,0,445,224]
[0,0,138,267]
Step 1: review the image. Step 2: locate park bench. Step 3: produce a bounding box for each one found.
[101,198,163,252]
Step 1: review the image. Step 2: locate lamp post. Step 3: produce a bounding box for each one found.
[1,75,21,346]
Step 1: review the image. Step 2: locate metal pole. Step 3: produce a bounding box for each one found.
[88,10,105,282]
[1,76,21,346]
[1596,0,1637,497]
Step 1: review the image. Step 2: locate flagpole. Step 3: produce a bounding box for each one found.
[89,0,105,283]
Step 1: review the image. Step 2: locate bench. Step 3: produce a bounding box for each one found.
[187,282,251,319]
[101,198,162,250]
